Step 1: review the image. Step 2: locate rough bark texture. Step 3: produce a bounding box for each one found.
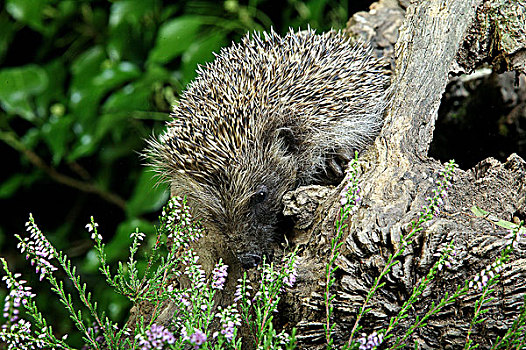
[280,0,526,348]
[131,0,526,348]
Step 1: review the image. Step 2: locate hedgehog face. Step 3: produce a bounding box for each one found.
[204,145,297,269]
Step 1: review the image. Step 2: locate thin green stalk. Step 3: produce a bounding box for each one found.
[347,160,457,347]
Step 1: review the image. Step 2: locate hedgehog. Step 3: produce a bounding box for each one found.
[146,28,390,269]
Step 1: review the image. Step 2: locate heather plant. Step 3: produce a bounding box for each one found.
[0,196,298,349]
[325,159,525,350]
[1,158,526,349]
[335,160,458,349]
[235,254,298,349]
[324,153,362,348]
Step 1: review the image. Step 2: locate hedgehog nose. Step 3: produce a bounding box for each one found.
[238,253,262,269]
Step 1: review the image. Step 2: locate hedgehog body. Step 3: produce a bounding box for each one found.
[147,28,390,269]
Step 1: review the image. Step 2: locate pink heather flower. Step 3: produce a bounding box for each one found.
[234,279,251,303]
[358,331,384,350]
[189,329,207,348]
[434,242,458,271]
[0,318,48,349]
[469,261,505,291]
[136,323,175,349]
[2,273,35,323]
[282,258,298,288]
[180,293,191,307]
[211,262,228,290]
[182,327,207,349]
[220,321,236,342]
[184,262,206,289]
[18,216,58,280]
[214,304,241,343]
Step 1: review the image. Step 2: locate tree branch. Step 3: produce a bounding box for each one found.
[1,130,127,210]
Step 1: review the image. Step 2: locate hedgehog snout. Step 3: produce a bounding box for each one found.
[238,252,262,269]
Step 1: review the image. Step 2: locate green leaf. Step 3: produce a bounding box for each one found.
[148,16,203,64]
[0,12,17,61]
[83,250,101,273]
[470,206,526,235]
[68,53,141,161]
[35,59,67,118]
[92,62,141,88]
[126,168,169,217]
[69,46,106,123]
[94,113,132,141]
[102,82,151,114]
[6,0,48,33]
[109,0,157,29]
[0,65,48,121]
[107,1,160,62]
[41,115,73,164]
[0,174,25,198]
[102,65,170,114]
[71,54,141,124]
[181,31,227,84]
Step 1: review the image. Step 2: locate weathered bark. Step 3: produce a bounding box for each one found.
[281,0,526,348]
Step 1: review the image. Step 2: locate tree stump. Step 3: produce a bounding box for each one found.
[281,0,526,348]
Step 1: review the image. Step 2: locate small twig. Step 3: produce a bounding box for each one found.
[1,130,126,210]
[68,161,92,181]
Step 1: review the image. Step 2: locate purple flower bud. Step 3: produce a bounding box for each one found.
[211,263,228,290]
[189,328,207,348]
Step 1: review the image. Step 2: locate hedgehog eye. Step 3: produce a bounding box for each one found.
[254,185,268,204]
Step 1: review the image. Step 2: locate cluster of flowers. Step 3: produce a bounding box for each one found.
[85,221,101,240]
[469,261,504,292]
[181,326,207,349]
[163,197,203,245]
[234,278,252,304]
[18,215,58,281]
[254,264,280,304]
[178,291,192,308]
[80,323,105,350]
[357,331,384,350]
[0,318,44,350]
[0,269,45,350]
[136,324,176,349]
[420,162,456,221]
[183,254,207,290]
[211,261,228,290]
[505,225,526,248]
[130,230,146,243]
[339,159,362,213]
[282,256,298,289]
[434,241,459,271]
[213,304,241,343]
[234,254,298,305]
[2,273,34,322]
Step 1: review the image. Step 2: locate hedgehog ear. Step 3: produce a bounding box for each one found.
[277,127,297,155]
